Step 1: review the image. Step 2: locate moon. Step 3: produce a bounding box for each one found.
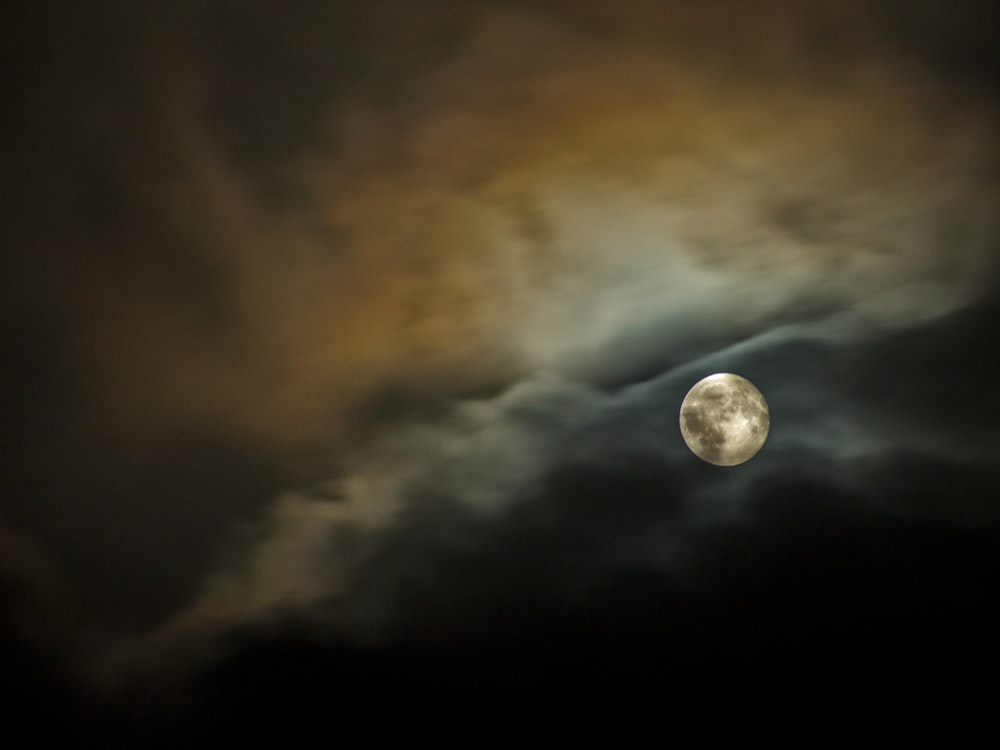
[679,373,770,466]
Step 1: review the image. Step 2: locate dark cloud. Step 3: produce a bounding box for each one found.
[86,444,1000,741]
[2,0,999,741]
[127,280,1000,661]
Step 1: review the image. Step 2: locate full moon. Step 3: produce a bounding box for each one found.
[679,373,770,466]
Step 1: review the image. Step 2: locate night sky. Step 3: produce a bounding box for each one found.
[3,0,1000,741]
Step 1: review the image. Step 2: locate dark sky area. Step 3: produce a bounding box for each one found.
[3,0,1000,741]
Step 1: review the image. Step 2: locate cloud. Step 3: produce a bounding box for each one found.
[13,0,997,459]
[118,280,1000,677]
[4,1,1000,709]
[101,410,1000,738]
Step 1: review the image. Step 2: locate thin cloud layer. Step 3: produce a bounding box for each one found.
[130,289,1000,676]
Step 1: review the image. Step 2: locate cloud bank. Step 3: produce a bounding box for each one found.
[4,2,1000,714]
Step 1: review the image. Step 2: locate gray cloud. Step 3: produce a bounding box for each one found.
[3,1,1000,709]
[113,286,1000,678]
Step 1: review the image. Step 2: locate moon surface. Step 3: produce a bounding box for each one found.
[679,373,770,466]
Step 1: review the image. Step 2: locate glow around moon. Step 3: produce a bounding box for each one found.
[679,373,770,466]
